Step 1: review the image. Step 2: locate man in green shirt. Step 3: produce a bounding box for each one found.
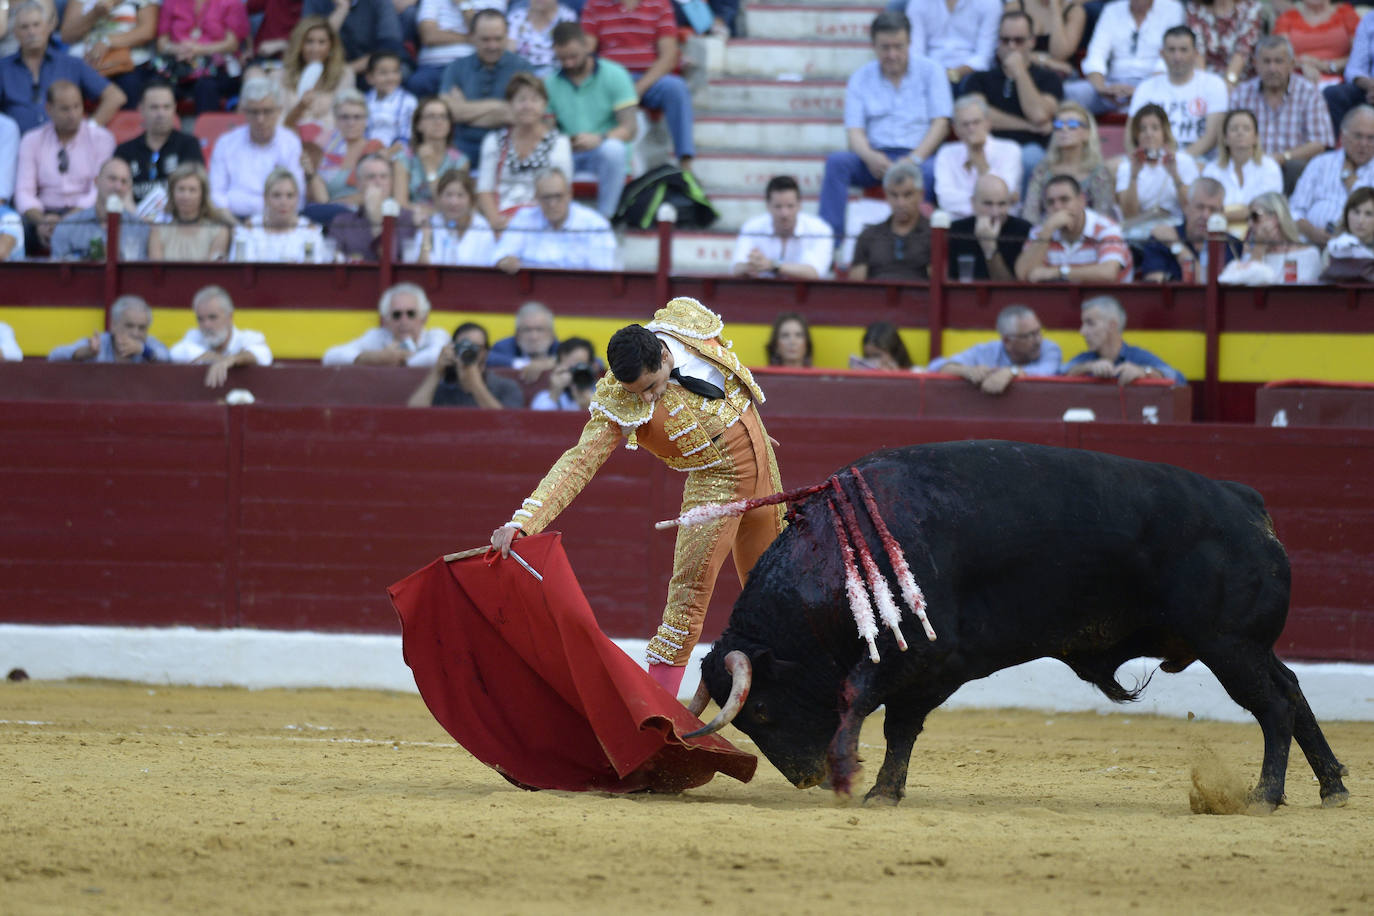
[545,22,640,217]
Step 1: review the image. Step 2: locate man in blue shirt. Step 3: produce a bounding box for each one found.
[1137,177,1242,282]
[928,304,1062,395]
[0,2,124,134]
[438,10,533,166]
[819,9,951,245]
[1063,295,1186,385]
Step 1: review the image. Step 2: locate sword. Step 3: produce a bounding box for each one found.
[442,545,543,582]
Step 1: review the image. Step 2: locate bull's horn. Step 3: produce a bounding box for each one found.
[687,676,712,717]
[682,651,751,740]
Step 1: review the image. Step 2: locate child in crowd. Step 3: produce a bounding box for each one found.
[365,52,418,153]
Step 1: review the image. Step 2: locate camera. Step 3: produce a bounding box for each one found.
[444,336,482,383]
[569,362,597,392]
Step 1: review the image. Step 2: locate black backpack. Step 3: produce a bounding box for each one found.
[613,164,719,230]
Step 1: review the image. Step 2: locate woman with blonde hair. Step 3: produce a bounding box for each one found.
[1116,103,1198,239]
[1023,101,1115,222]
[232,167,331,263]
[274,16,356,134]
[1219,191,1322,284]
[1202,108,1284,228]
[148,162,235,261]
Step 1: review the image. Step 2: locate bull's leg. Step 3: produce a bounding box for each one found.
[1199,641,1295,812]
[864,688,954,806]
[825,673,878,798]
[1272,655,1349,807]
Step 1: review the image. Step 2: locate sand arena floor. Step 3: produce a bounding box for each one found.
[1,679,1371,915]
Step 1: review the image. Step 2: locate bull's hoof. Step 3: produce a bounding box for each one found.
[1245,799,1278,816]
[862,789,902,807]
[1339,762,1350,777]
[1321,790,1350,809]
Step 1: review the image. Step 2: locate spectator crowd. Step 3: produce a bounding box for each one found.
[0,0,1373,287]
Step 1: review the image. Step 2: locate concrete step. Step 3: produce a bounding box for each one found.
[695,115,847,155]
[742,4,876,41]
[720,39,871,80]
[695,78,847,116]
[692,151,829,195]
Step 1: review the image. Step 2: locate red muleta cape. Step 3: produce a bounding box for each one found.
[388,532,757,793]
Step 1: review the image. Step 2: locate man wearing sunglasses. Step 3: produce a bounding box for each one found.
[1064,0,1185,114]
[15,79,114,255]
[322,283,450,367]
[958,11,1063,194]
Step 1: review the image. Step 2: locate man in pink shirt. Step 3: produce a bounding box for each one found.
[15,79,115,254]
[580,0,694,169]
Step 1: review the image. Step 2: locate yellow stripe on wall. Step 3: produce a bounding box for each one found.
[4,305,1367,384]
[1219,333,1374,383]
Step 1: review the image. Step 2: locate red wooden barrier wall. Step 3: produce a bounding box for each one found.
[2,401,1371,661]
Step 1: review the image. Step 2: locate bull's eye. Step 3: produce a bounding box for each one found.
[749,700,769,724]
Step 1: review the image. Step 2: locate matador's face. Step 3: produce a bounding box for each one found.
[622,344,674,405]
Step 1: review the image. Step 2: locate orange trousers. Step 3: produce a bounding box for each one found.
[645,406,784,667]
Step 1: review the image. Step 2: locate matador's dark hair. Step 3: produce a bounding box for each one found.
[607,325,663,384]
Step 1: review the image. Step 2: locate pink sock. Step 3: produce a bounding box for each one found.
[647,662,686,696]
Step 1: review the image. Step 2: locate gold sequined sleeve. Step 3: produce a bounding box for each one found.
[504,415,623,535]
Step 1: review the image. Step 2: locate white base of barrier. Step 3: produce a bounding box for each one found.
[3,624,1373,723]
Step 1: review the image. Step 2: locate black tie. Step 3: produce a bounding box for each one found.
[670,367,725,400]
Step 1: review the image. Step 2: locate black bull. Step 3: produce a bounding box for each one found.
[697,440,1350,809]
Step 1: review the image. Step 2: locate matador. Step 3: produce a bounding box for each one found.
[490,297,785,695]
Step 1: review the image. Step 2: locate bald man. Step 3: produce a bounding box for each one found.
[946,173,1032,280]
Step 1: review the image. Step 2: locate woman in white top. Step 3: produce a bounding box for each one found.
[1219,191,1322,284]
[406,170,496,266]
[1203,108,1284,231]
[273,16,357,136]
[476,73,573,232]
[1320,186,1374,281]
[1116,104,1198,240]
[232,167,332,263]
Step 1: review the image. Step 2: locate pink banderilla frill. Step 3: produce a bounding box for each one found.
[828,496,880,663]
[829,478,908,652]
[850,466,936,642]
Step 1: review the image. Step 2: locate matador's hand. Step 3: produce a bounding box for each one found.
[490,525,520,557]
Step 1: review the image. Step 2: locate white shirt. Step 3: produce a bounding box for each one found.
[367,88,418,147]
[659,333,726,396]
[416,0,507,66]
[0,206,24,261]
[906,0,1001,71]
[1201,155,1283,208]
[403,211,497,265]
[1289,149,1374,239]
[476,130,574,211]
[1081,0,1184,84]
[233,217,331,263]
[1115,150,1198,221]
[730,212,835,278]
[490,201,618,271]
[169,326,274,366]
[933,136,1023,218]
[0,320,21,361]
[322,326,450,367]
[1326,232,1374,259]
[209,126,305,219]
[1128,71,1229,148]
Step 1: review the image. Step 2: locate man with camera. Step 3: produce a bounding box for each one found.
[407,321,525,408]
[530,337,600,411]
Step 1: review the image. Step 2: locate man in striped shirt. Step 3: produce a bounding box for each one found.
[1014,173,1133,283]
[580,0,695,170]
